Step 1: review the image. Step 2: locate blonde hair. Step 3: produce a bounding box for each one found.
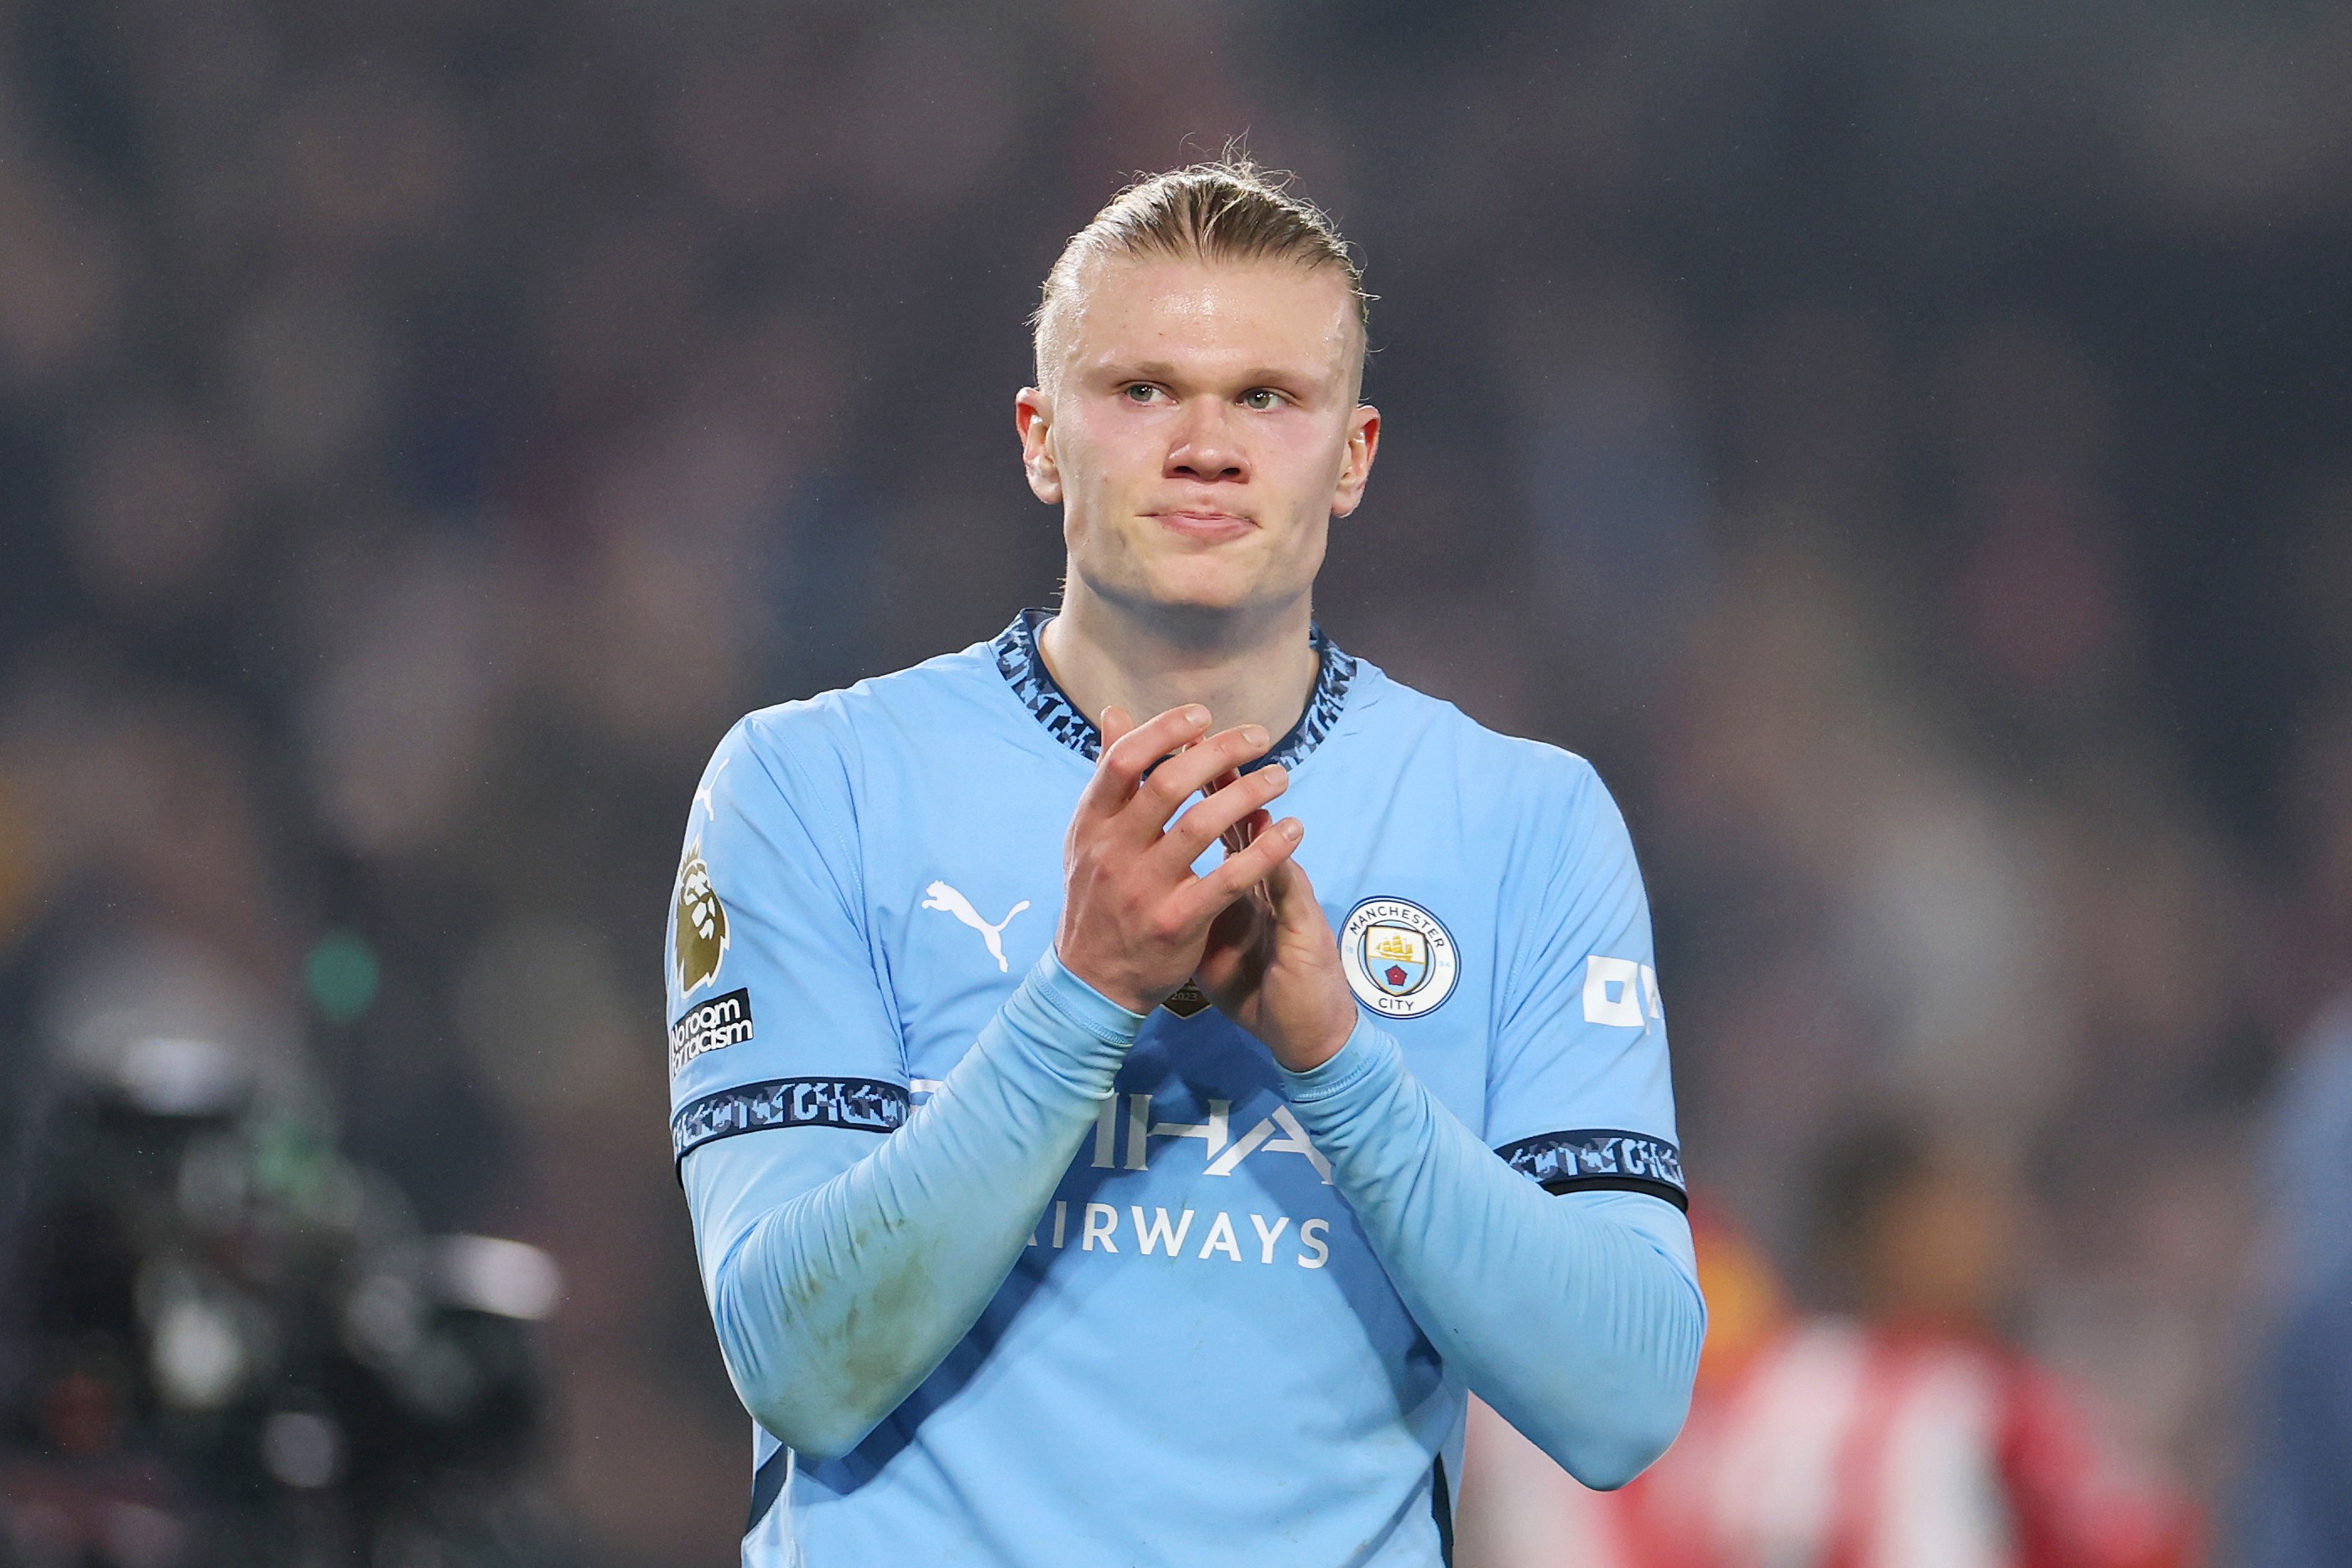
[1031,157,1369,387]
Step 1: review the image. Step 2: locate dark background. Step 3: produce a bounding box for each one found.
[3,2,2349,1560]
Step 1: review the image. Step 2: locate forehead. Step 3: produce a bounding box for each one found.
[1047,254,1361,382]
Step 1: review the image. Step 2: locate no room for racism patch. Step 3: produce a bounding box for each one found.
[669,988,754,1076]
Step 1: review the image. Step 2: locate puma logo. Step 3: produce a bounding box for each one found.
[922,881,1031,973]
[692,755,730,823]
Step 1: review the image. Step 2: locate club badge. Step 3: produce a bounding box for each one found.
[1341,897,1458,1018]
[674,843,730,996]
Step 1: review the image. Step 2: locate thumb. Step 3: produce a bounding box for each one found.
[1264,849,1327,935]
[1100,704,1134,748]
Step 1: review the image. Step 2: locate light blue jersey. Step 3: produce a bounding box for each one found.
[666,612,1697,1566]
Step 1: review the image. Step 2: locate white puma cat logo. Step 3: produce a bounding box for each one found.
[691,755,730,823]
[922,881,1031,973]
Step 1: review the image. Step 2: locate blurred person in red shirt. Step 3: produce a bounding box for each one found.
[1459,1125,2197,1568]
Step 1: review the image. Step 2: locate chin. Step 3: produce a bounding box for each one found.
[1075,530,1316,626]
[1129,560,1274,615]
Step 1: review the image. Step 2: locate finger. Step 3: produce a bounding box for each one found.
[1261,853,1331,937]
[1194,891,1269,990]
[1077,704,1209,820]
[1159,764,1289,864]
[1100,704,1135,750]
[1129,724,1274,830]
[1202,768,1258,854]
[1178,816,1304,921]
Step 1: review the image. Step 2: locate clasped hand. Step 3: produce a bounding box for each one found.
[1053,705,1357,1072]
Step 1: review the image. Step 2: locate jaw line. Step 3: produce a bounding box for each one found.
[1067,570,1308,656]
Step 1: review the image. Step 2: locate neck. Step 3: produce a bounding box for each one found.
[1039,576,1320,742]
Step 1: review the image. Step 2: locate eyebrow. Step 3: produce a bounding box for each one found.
[1101,359,1328,388]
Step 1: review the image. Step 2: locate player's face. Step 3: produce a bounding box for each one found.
[1017,257,1378,620]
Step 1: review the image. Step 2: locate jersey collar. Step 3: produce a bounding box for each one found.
[991,609,1358,772]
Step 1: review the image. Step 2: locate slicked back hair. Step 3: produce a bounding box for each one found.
[1031,158,1369,389]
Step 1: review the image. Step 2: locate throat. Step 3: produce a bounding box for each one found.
[993,609,1358,772]
[1038,599,1319,745]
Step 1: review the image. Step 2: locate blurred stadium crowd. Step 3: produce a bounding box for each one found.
[2,2,2349,1564]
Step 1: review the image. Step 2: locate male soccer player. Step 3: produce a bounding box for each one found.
[665,161,1706,1567]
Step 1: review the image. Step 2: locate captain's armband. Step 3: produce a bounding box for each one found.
[672,1077,911,1167]
[1493,1129,1687,1211]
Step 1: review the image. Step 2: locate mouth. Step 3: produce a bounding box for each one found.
[1147,508,1256,544]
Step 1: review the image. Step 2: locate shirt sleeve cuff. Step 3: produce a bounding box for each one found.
[1279,1013,1403,1107]
[1025,946,1152,1046]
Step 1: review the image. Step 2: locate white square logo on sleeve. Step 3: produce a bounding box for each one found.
[1583,957,1663,1030]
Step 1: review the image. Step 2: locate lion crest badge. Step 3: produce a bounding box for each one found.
[673,843,730,997]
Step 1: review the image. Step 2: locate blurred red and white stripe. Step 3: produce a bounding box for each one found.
[1456,1321,2195,1568]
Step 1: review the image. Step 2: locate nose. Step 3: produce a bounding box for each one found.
[1166,400,1247,485]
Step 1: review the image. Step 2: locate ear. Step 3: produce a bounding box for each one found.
[1329,403,1381,519]
[1015,387,1062,504]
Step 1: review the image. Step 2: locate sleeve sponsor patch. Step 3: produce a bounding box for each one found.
[669,988,755,1076]
[671,1076,911,1166]
[1493,1129,1687,1210]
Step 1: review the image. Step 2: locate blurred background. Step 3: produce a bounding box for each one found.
[1,1,2348,1564]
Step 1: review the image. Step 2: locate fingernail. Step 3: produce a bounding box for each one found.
[1186,706,1209,727]
[1242,725,1269,747]
[1262,764,1286,784]
[1281,819,1303,839]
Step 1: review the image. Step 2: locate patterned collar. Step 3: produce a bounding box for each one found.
[990,609,1358,771]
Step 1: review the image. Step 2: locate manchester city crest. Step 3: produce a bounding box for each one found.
[1340,897,1458,1018]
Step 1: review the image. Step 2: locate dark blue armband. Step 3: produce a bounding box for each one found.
[672,1077,911,1166]
[1495,1129,1687,1210]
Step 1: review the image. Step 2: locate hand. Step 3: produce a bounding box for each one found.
[1054,704,1307,1014]
[1197,849,1359,1074]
